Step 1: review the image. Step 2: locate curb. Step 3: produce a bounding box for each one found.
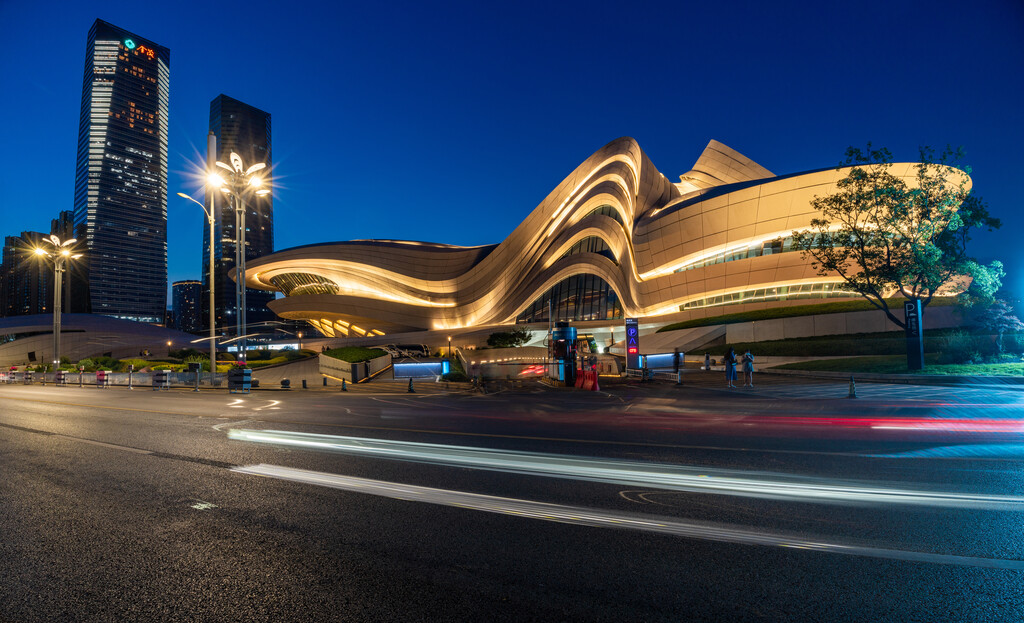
[762,368,1024,387]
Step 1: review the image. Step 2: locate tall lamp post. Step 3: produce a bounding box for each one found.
[34,236,82,371]
[208,152,270,364]
[176,191,218,384]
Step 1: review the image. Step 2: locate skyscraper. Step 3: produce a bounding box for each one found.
[74,19,170,323]
[171,280,202,333]
[203,95,274,330]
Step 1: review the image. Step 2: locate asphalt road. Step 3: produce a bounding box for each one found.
[2,378,1024,622]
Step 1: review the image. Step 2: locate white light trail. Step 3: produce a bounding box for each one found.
[226,430,1024,510]
[231,464,1024,569]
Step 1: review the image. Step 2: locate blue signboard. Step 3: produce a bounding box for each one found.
[625,318,640,369]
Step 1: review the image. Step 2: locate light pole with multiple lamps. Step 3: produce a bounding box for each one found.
[176,190,218,384]
[34,236,82,371]
[208,152,269,364]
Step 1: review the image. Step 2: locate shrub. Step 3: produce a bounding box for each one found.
[938,330,981,364]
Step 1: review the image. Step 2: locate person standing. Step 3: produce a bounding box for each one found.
[704,352,711,372]
[742,349,755,387]
[673,348,681,374]
[724,347,737,388]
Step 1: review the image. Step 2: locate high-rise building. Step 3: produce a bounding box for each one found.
[0,210,88,318]
[0,232,51,317]
[171,280,202,333]
[73,19,170,323]
[203,95,275,331]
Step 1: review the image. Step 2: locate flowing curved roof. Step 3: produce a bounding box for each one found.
[242,138,954,335]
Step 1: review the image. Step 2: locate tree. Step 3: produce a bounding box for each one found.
[486,327,533,348]
[975,300,1024,356]
[792,144,1002,367]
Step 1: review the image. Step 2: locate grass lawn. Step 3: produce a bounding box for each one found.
[772,354,1024,376]
[658,297,957,333]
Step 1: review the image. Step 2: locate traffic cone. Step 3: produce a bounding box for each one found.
[848,375,857,399]
[341,378,347,392]
[408,378,415,393]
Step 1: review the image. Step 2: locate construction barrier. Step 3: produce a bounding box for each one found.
[96,370,111,388]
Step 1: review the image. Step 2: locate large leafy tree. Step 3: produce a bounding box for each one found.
[792,144,1002,331]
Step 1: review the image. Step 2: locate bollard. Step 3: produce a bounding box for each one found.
[341,378,347,392]
[848,375,857,399]
[302,379,307,389]
[128,365,134,390]
[407,378,415,393]
[323,377,327,387]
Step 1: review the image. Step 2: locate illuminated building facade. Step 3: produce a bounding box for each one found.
[73,19,170,323]
[240,138,966,337]
[203,95,275,330]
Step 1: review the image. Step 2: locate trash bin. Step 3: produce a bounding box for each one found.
[228,367,252,394]
[152,369,171,390]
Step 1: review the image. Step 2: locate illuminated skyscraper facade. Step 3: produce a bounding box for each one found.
[203,94,274,330]
[73,19,170,323]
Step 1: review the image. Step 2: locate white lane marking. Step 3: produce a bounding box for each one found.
[53,435,153,454]
[190,501,218,510]
[232,464,1024,570]
[253,400,280,411]
[213,419,255,431]
[226,399,245,408]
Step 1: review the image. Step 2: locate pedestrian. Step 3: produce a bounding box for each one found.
[742,349,754,387]
[673,348,680,374]
[724,347,737,388]
[704,352,711,372]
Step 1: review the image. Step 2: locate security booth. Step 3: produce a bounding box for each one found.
[228,367,252,394]
[548,322,578,386]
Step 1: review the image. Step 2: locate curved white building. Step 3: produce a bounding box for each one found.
[241,138,954,337]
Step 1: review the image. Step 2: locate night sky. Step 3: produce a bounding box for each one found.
[2,0,1021,301]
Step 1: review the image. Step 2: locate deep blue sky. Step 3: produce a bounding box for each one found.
[2,0,1022,300]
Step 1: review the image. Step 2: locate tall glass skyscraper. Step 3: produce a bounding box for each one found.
[203,95,274,330]
[73,19,170,323]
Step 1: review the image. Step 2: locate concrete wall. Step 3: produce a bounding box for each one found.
[318,353,391,382]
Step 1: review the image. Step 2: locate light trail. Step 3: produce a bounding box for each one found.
[231,464,1024,569]
[227,430,1024,510]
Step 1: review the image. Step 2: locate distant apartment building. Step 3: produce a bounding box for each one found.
[171,280,202,333]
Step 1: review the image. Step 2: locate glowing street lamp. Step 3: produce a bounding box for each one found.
[176,190,218,384]
[34,236,82,371]
[208,151,271,363]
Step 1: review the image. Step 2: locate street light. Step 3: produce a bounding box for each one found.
[176,191,217,385]
[34,236,82,372]
[448,336,452,360]
[208,151,270,364]
[297,331,303,351]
